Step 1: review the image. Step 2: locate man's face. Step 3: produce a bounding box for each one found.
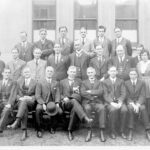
[74,41,82,52]
[129,71,138,80]
[87,68,96,79]
[23,68,31,79]
[115,28,122,38]
[80,28,87,38]
[137,47,143,56]
[3,69,11,80]
[54,44,61,54]
[67,68,76,79]
[95,46,104,56]
[116,47,124,57]
[108,67,117,78]
[40,31,47,40]
[59,28,67,38]
[46,67,54,78]
[33,49,42,59]
[141,52,148,61]
[12,49,19,59]
[98,28,105,37]
[20,33,27,42]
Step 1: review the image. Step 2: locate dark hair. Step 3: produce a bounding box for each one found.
[129,68,138,73]
[136,43,144,50]
[59,26,68,32]
[140,49,150,59]
[11,48,19,53]
[114,27,122,32]
[98,25,106,32]
[39,28,47,34]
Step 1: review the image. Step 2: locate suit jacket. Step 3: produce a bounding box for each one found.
[36,79,60,105]
[103,78,126,104]
[0,60,5,80]
[111,37,132,57]
[89,56,110,80]
[60,78,82,102]
[125,79,145,105]
[34,39,54,60]
[27,59,47,81]
[81,79,103,104]
[93,37,112,59]
[6,59,26,81]
[56,37,74,56]
[47,54,69,81]
[69,52,90,80]
[15,42,34,62]
[110,55,132,81]
[130,56,140,68]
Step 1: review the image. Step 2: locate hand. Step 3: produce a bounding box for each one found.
[129,102,137,112]
[100,77,105,82]
[135,103,140,113]
[43,104,46,111]
[86,90,91,93]
[110,102,119,108]
[5,104,11,109]
[117,102,122,109]
[19,97,25,101]
[56,103,59,108]
[24,96,32,100]
[63,97,69,102]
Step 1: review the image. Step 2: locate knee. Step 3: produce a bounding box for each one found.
[36,105,43,113]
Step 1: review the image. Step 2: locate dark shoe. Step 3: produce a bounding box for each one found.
[121,132,127,139]
[0,131,3,137]
[68,131,74,141]
[10,119,20,129]
[84,116,93,124]
[110,132,116,139]
[85,130,92,142]
[146,130,150,141]
[37,131,42,138]
[100,130,106,142]
[49,128,55,134]
[20,130,27,141]
[127,129,133,141]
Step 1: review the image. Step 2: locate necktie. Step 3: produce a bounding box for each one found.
[82,38,85,45]
[117,38,120,44]
[120,56,123,63]
[36,60,38,66]
[56,55,59,64]
[25,79,28,87]
[62,38,65,45]
[133,81,136,92]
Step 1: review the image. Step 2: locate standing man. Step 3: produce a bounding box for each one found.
[27,48,47,82]
[81,67,106,142]
[15,31,34,62]
[59,66,93,141]
[47,43,69,81]
[56,26,74,56]
[103,66,127,139]
[125,68,150,141]
[35,66,62,138]
[6,48,26,81]
[34,28,54,60]
[93,25,112,59]
[111,27,132,57]
[0,51,5,80]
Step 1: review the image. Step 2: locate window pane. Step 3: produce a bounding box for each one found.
[122,30,137,43]
[74,0,97,18]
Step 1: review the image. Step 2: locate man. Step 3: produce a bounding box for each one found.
[27,48,47,82]
[56,26,74,56]
[111,27,132,56]
[59,66,92,141]
[69,39,90,80]
[103,66,127,139]
[14,31,34,62]
[93,25,112,59]
[47,43,69,81]
[110,45,132,81]
[8,67,37,141]
[125,68,150,141]
[90,45,110,81]
[6,48,26,81]
[34,28,54,60]
[35,66,62,138]
[0,51,5,80]
[78,27,95,57]
[81,67,106,142]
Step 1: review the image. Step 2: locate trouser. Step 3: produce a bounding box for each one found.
[0,101,7,116]
[106,104,128,133]
[127,104,150,130]
[83,102,106,129]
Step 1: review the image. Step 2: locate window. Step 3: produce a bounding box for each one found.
[32,0,56,42]
[74,0,98,40]
[115,0,138,43]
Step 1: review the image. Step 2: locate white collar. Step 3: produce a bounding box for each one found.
[76,50,83,57]
[34,59,40,63]
[131,79,137,84]
[110,77,116,82]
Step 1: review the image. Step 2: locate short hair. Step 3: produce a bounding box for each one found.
[129,68,138,74]
[3,67,11,73]
[46,66,54,72]
[59,26,68,32]
[98,25,106,32]
[11,48,19,53]
[116,44,124,51]
[54,42,61,47]
[95,44,103,49]
[114,27,122,32]
[33,48,42,53]
[80,27,87,31]
[22,66,31,73]
[108,65,117,71]
[68,66,76,71]
[20,31,27,36]
[136,43,144,50]
[39,28,47,34]
[87,67,96,73]
[140,49,150,59]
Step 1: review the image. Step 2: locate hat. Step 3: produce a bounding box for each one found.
[46,102,62,116]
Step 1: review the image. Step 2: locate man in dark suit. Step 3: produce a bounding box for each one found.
[81,67,106,142]
[103,66,127,139]
[90,45,110,81]
[125,68,150,141]
[59,66,93,141]
[111,27,132,57]
[35,66,62,138]
[69,39,91,80]
[47,43,69,81]
[93,25,112,59]
[8,67,36,141]
[15,31,34,62]
[34,28,54,60]
[56,26,73,56]
[110,45,132,81]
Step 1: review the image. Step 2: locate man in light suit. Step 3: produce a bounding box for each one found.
[15,31,34,62]
[103,66,128,139]
[27,48,47,82]
[35,66,62,138]
[125,68,150,141]
[47,43,69,81]
[56,26,74,56]
[6,48,26,81]
[8,67,37,141]
[34,28,54,60]
[93,25,112,59]
[111,27,132,57]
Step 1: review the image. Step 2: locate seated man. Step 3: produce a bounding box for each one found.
[125,68,150,141]
[81,67,106,142]
[8,67,37,141]
[59,66,92,141]
[103,66,127,139]
[35,66,62,138]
